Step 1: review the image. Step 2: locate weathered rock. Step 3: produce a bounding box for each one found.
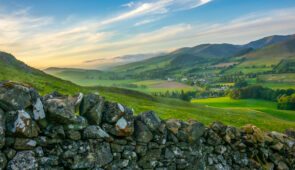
[80,93,104,125]
[32,98,46,121]
[0,82,32,111]
[277,161,289,170]
[187,121,206,143]
[139,111,161,132]
[38,155,59,167]
[6,110,39,138]
[65,115,88,130]
[134,120,153,143]
[0,108,5,149]
[44,93,83,125]
[135,145,147,157]
[3,148,16,160]
[13,138,37,150]
[284,128,295,139]
[66,130,81,140]
[0,152,7,169]
[7,151,38,170]
[270,142,284,151]
[207,130,222,146]
[103,102,125,123]
[70,153,97,169]
[34,146,44,157]
[241,124,254,134]
[165,148,175,159]
[252,126,264,143]
[122,150,137,160]
[44,125,65,139]
[103,107,134,137]
[95,142,113,167]
[210,122,227,136]
[114,108,134,136]
[166,119,181,135]
[83,125,113,141]
[106,159,129,169]
[79,93,99,115]
[225,126,240,143]
[111,143,124,153]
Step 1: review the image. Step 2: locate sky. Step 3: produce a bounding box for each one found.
[1,0,295,69]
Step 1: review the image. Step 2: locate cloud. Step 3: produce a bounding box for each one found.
[122,2,135,8]
[1,4,295,69]
[102,0,212,25]
[134,18,157,26]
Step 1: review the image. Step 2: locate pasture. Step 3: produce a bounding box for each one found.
[192,97,295,121]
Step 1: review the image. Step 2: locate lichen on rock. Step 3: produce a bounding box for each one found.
[0,82,294,169]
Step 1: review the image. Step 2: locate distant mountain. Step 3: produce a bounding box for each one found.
[112,34,295,79]
[243,34,295,49]
[114,44,243,71]
[84,52,166,69]
[239,37,295,67]
[44,67,102,75]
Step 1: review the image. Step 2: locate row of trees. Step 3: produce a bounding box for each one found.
[230,86,295,101]
[230,85,295,110]
[152,89,227,101]
[278,94,295,110]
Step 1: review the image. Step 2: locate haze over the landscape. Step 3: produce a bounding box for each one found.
[1,0,295,69]
[1,1,295,169]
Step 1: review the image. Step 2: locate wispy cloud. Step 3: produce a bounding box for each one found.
[134,18,157,26]
[122,2,135,8]
[1,3,295,69]
[102,0,212,25]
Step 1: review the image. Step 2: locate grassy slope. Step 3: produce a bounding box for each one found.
[237,38,295,67]
[98,88,295,132]
[192,97,295,122]
[1,52,295,131]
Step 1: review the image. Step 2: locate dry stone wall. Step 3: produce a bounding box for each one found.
[0,81,294,170]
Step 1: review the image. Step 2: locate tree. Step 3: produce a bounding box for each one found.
[230,89,241,99]
[234,79,248,88]
[278,93,295,110]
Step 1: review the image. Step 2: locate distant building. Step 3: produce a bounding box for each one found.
[181,77,188,82]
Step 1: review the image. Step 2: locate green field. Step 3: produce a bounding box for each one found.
[192,97,295,122]
[2,52,295,132]
[246,73,295,89]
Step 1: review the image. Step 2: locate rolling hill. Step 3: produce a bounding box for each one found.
[1,51,295,131]
[238,37,295,67]
[112,34,295,78]
[243,34,295,49]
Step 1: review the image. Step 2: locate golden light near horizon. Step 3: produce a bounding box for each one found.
[0,1,295,69]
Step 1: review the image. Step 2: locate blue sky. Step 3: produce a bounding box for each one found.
[1,0,295,69]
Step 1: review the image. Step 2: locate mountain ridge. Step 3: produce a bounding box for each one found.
[111,34,295,78]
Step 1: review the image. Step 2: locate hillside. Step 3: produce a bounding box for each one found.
[113,44,243,74]
[1,51,295,131]
[112,34,295,78]
[243,34,295,49]
[237,37,295,67]
[44,67,103,75]
[0,52,88,95]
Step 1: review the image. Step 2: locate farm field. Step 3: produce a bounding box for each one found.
[246,73,295,89]
[192,97,295,121]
